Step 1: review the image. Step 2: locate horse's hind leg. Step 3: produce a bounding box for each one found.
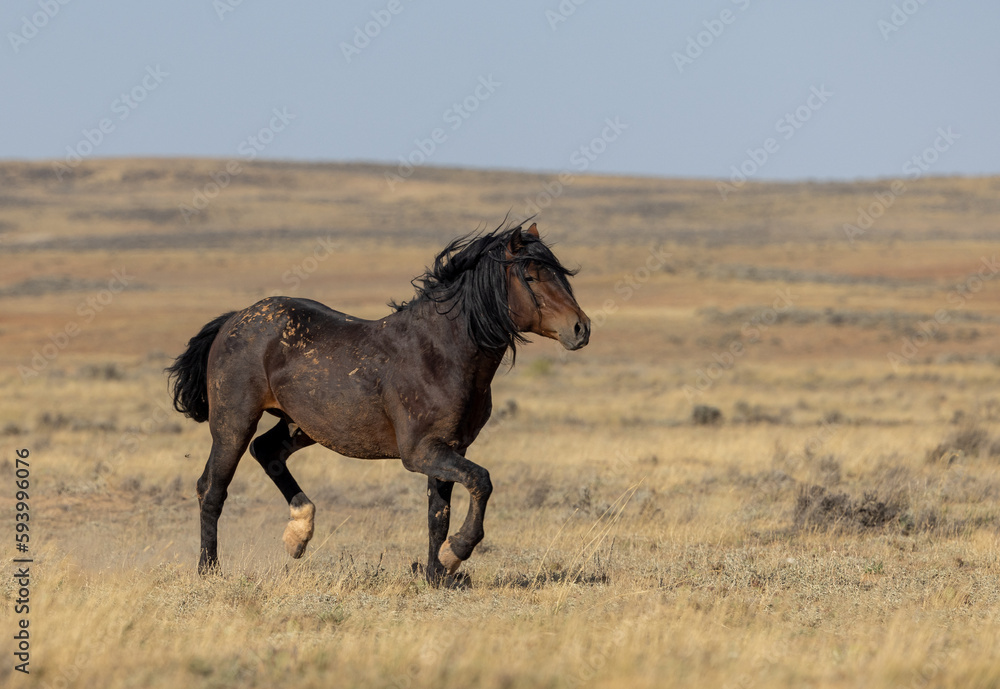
[197,410,261,574]
[249,418,317,558]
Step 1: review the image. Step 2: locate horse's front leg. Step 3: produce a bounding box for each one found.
[426,477,454,584]
[403,443,493,582]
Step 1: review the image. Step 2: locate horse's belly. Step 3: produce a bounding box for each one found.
[274,388,399,460]
[309,411,399,460]
[267,334,400,458]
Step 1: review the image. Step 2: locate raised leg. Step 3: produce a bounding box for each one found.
[197,415,259,574]
[249,418,318,558]
[403,443,492,583]
[426,477,455,584]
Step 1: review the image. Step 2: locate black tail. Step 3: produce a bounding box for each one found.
[165,312,236,423]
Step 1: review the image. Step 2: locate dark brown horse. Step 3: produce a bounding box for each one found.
[166,223,590,585]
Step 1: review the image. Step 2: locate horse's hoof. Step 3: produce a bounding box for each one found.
[282,495,315,558]
[443,571,471,589]
[283,530,309,558]
[438,538,462,574]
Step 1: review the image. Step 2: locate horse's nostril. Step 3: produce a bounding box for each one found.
[574,322,582,337]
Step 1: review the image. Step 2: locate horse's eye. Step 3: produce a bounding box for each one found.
[524,275,535,283]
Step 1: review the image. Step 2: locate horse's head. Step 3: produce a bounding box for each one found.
[506,223,591,351]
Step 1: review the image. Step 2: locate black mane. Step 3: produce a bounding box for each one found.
[391,222,578,356]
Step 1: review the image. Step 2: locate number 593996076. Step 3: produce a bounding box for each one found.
[14,448,29,552]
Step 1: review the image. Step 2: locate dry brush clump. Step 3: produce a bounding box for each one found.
[793,484,902,532]
[732,401,791,425]
[692,404,723,425]
[926,425,1000,464]
[792,446,1000,538]
[77,362,128,380]
[37,411,118,433]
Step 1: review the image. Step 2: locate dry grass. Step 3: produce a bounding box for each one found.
[2,159,1000,688]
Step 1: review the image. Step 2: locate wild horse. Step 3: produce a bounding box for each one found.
[166,222,590,585]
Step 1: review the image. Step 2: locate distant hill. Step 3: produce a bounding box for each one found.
[2,158,998,253]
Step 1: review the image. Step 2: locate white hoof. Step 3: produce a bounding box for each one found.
[282,493,315,559]
[438,538,463,574]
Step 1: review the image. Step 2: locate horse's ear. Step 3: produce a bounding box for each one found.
[508,228,526,255]
[508,223,538,257]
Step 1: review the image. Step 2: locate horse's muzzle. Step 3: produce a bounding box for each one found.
[560,316,591,351]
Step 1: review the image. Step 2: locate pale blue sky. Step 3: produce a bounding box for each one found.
[3,0,997,180]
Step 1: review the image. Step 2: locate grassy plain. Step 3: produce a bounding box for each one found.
[2,159,1000,688]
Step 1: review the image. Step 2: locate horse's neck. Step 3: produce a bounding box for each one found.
[409,298,507,389]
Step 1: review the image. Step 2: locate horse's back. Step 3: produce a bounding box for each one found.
[222,296,400,458]
[213,296,368,352]
[230,295,366,331]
